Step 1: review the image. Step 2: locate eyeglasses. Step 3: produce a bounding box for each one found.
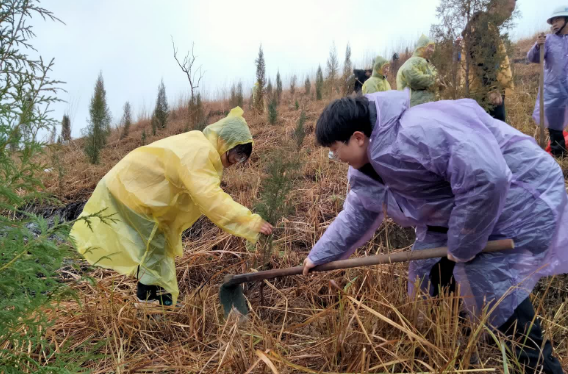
[328,150,340,162]
[226,151,248,165]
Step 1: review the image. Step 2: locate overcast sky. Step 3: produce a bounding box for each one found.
[32,0,561,139]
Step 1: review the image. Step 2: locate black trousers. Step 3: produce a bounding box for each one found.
[549,128,567,158]
[488,96,506,122]
[429,259,563,373]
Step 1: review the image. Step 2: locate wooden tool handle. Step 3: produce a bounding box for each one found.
[224,239,514,286]
[539,39,546,149]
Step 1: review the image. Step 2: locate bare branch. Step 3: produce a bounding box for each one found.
[171,37,205,99]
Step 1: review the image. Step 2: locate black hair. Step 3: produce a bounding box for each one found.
[228,142,253,161]
[315,96,372,147]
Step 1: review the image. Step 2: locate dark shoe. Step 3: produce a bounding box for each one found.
[136,282,175,306]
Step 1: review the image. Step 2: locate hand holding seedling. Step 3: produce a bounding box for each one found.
[259,221,273,235]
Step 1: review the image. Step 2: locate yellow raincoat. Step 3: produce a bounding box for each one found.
[362,56,392,94]
[396,35,438,106]
[70,107,263,304]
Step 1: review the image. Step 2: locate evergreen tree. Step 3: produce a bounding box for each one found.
[154,79,169,129]
[120,101,132,139]
[230,81,244,108]
[290,75,297,96]
[49,125,56,144]
[266,78,273,101]
[316,66,324,101]
[189,93,206,131]
[230,83,237,107]
[151,114,158,136]
[342,43,353,95]
[294,110,306,150]
[276,71,283,104]
[326,43,340,96]
[254,45,266,113]
[0,2,105,370]
[304,77,311,96]
[61,114,71,142]
[236,81,244,108]
[268,97,278,125]
[84,72,111,164]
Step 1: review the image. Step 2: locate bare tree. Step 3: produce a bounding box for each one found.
[171,37,205,100]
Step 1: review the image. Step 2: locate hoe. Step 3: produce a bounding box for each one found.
[220,239,514,317]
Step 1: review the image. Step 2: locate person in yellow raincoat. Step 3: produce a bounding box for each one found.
[70,107,273,306]
[461,0,515,122]
[396,34,438,106]
[362,56,392,94]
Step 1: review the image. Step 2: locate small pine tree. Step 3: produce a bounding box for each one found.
[294,110,306,150]
[154,79,169,129]
[316,66,324,101]
[61,114,71,142]
[141,129,147,145]
[151,114,158,136]
[326,43,340,96]
[290,75,297,96]
[342,43,353,95]
[268,97,278,125]
[84,72,111,164]
[49,125,56,144]
[254,45,266,113]
[189,93,206,131]
[120,101,132,139]
[230,82,244,108]
[254,150,299,263]
[276,71,283,104]
[236,81,244,108]
[295,100,299,111]
[230,83,237,107]
[304,77,311,96]
[266,79,273,101]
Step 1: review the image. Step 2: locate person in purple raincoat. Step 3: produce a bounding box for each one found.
[528,6,568,158]
[303,91,567,373]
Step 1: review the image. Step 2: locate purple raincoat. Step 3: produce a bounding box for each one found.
[308,90,568,328]
[528,34,568,131]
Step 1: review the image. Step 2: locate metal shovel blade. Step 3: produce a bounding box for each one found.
[219,282,248,317]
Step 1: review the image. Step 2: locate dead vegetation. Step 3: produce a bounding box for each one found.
[30,35,568,373]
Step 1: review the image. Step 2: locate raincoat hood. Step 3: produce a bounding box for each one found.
[372,56,389,78]
[414,34,435,58]
[367,90,410,134]
[203,107,253,155]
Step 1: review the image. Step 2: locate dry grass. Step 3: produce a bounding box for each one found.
[25,35,568,373]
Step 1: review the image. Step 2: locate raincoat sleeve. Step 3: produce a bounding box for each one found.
[405,60,437,91]
[180,146,263,243]
[307,190,383,265]
[527,39,547,63]
[434,128,510,261]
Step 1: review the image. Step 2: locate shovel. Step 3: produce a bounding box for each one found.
[220,239,514,317]
[538,32,546,149]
